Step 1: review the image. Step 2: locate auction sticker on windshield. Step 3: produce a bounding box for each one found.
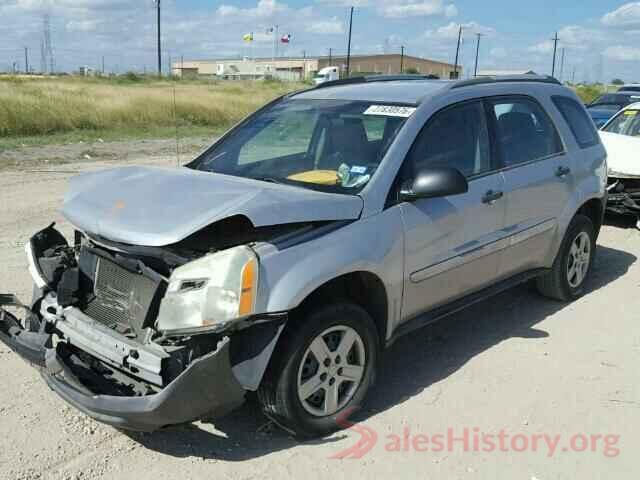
[364,105,417,117]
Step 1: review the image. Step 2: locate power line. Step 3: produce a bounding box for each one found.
[551,31,559,78]
[346,6,354,78]
[156,0,162,75]
[473,33,482,77]
[43,12,54,73]
[453,25,462,79]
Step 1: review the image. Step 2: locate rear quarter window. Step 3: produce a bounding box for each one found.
[552,96,600,149]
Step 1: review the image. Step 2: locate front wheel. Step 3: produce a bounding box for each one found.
[537,214,596,301]
[257,302,379,438]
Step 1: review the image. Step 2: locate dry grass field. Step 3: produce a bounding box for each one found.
[0,75,304,148]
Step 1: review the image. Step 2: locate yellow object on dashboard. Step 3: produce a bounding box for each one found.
[287,170,339,185]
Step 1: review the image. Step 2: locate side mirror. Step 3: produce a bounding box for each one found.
[400,167,469,201]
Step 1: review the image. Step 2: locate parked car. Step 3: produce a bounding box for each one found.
[617,84,640,93]
[599,102,640,223]
[587,92,640,127]
[0,75,607,438]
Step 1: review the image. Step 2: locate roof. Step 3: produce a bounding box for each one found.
[292,74,561,105]
[477,69,537,76]
[293,79,454,104]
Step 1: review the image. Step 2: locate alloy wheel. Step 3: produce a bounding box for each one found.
[567,231,591,288]
[297,325,366,417]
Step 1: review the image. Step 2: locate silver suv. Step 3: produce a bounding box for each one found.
[0,75,607,437]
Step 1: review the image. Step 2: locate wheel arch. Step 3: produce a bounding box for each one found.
[291,271,389,350]
[576,197,605,238]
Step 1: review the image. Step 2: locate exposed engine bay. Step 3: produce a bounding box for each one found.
[10,218,311,401]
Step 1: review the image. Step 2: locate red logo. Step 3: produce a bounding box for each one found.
[328,407,378,459]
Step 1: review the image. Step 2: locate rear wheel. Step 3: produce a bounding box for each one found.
[258,302,379,438]
[537,214,595,301]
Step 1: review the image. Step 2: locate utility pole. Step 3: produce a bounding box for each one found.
[346,6,354,78]
[400,45,405,73]
[101,56,105,76]
[559,48,565,83]
[551,31,559,78]
[156,0,162,76]
[328,47,332,66]
[473,33,482,77]
[24,47,29,74]
[571,67,576,84]
[453,25,462,79]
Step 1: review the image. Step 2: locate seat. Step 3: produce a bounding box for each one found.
[318,118,370,170]
[498,112,545,165]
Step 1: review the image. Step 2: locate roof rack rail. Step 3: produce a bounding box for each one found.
[451,75,561,89]
[314,74,441,89]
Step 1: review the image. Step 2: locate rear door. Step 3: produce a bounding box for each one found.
[488,96,572,278]
[400,99,506,321]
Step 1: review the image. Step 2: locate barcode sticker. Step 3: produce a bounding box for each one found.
[364,105,417,118]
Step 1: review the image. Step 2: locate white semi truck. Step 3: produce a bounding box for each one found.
[313,66,340,85]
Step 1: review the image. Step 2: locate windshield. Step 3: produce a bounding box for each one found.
[603,109,640,136]
[189,99,412,193]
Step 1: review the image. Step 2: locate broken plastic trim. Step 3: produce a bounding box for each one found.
[157,311,287,339]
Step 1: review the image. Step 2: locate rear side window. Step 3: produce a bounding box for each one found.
[489,97,563,168]
[553,96,600,149]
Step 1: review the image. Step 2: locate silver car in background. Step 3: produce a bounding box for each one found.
[0,75,606,437]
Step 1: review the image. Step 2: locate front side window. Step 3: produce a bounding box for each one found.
[191,99,410,193]
[554,96,600,148]
[602,108,640,137]
[405,100,491,178]
[490,97,563,167]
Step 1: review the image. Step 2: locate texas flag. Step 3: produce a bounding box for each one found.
[280,34,291,44]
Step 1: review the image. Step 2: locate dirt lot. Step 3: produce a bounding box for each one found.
[0,144,638,479]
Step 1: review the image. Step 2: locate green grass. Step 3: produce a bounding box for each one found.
[0,75,304,148]
[572,84,607,104]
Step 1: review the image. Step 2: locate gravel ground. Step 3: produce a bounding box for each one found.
[0,147,638,479]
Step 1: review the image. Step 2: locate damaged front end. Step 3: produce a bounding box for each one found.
[0,222,289,431]
[606,175,640,222]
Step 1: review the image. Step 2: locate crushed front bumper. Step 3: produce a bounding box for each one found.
[607,178,640,218]
[0,306,245,432]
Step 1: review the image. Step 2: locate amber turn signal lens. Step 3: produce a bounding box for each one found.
[239,258,257,316]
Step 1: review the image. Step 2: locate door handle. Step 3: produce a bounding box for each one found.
[556,166,571,178]
[482,190,504,204]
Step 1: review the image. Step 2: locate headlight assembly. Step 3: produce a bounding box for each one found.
[156,246,259,334]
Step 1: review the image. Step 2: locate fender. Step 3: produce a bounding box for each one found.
[253,208,405,339]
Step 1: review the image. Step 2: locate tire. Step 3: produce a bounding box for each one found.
[536,214,596,301]
[257,302,379,438]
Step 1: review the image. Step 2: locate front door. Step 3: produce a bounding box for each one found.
[399,99,506,322]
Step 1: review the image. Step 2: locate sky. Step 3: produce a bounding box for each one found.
[1,0,640,82]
